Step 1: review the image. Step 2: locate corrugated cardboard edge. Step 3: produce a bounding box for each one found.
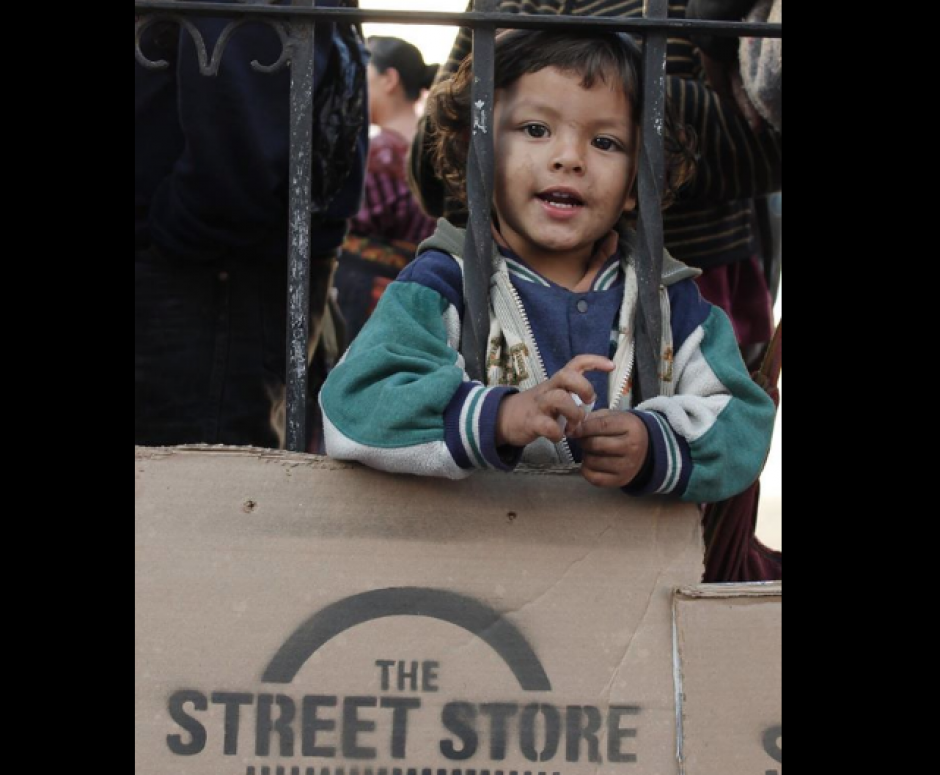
[135,444,349,467]
[671,581,782,774]
[675,581,782,600]
[134,444,585,476]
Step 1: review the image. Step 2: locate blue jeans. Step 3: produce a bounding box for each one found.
[135,246,337,448]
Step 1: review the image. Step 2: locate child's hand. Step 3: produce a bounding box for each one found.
[495,355,614,448]
[568,410,649,488]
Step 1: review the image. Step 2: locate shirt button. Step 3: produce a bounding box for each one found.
[577,300,589,313]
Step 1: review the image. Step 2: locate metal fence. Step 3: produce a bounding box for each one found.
[135,0,782,452]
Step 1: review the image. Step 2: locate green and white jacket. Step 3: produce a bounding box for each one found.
[321,221,775,502]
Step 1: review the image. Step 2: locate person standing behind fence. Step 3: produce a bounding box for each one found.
[687,0,781,134]
[321,29,775,503]
[333,36,440,344]
[135,0,369,449]
[410,0,782,370]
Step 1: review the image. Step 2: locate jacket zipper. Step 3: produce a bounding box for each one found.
[505,279,576,465]
[609,341,636,413]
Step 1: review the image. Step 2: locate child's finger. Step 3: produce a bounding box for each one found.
[579,433,629,457]
[581,454,630,475]
[551,367,603,406]
[569,409,633,438]
[533,412,566,443]
[566,354,615,375]
[548,389,593,434]
[580,465,631,489]
[558,355,614,405]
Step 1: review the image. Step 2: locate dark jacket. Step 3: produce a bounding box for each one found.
[135,0,368,262]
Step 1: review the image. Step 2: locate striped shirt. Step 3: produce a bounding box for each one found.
[350,128,437,247]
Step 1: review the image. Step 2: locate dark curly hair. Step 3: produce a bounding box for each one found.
[425,28,695,217]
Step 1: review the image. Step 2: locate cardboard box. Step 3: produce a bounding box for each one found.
[673,584,783,775]
[136,446,774,775]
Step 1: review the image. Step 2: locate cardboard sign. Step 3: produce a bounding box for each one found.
[673,584,783,775]
[136,447,710,775]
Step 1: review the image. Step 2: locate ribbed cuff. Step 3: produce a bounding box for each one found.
[622,410,692,497]
[444,383,520,471]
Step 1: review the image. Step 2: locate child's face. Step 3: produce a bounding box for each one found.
[492,67,638,270]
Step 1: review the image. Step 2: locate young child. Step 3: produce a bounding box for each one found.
[320,29,775,503]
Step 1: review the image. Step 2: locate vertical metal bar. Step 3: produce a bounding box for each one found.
[634,0,668,401]
[286,0,317,452]
[461,0,497,383]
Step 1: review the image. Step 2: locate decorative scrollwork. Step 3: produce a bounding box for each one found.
[135,2,293,75]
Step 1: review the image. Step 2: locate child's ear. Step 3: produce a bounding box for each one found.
[622,137,640,213]
[622,164,639,213]
[622,188,637,214]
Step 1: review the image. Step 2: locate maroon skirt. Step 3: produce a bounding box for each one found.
[694,255,775,347]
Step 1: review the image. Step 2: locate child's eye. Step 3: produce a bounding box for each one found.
[522,123,549,138]
[592,137,623,152]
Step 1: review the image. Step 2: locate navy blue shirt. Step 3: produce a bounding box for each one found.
[507,253,623,410]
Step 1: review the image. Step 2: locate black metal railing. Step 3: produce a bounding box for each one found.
[135,0,782,452]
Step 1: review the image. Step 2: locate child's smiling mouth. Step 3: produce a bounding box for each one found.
[537,188,586,215]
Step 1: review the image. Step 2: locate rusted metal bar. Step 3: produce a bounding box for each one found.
[461,0,497,382]
[634,0,668,401]
[285,0,317,452]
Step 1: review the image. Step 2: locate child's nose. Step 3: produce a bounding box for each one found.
[551,140,585,173]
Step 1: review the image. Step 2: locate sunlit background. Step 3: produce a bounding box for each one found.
[360,0,467,67]
[358,0,781,550]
